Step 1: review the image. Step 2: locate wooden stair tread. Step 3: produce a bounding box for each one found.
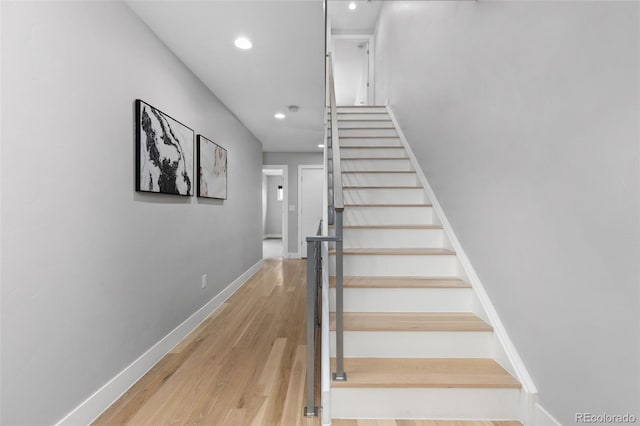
[343,186,423,189]
[345,203,432,207]
[329,312,493,332]
[330,248,456,256]
[332,421,522,426]
[337,127,396,130]
[330,225,442,229]
[330,276,470,289]
[336,117,391,121]
[341,157,408,160]
[331,136,400,139]
[341,171,416,174]
[330,358,521,389]
[340,145,400,148]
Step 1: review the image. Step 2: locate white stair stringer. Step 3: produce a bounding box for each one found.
[327,105,531,424]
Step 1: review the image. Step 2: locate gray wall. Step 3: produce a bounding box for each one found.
[375,1,639,423]
[1,2,262,425]
[265,175,284,236]
[263,152,323,254]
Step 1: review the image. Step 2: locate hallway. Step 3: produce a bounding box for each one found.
[94,258,523,426]
[95,259,316,425]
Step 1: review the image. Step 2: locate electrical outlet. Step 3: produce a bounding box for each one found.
[201,274,207,289]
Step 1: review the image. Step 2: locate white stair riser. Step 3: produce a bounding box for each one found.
[336,113,390,120]
[336,107,387,114]
[329,288,472,312]
[331,388,522,420]
[343,173,419,187]
[338,120,394,129]
[340,138,402,147]
[344,206,434,225]
[341,148,407,158]
[342,228,444,249]
[344,188,426,204]
[336,128,398,138]
[330,331,494,358]
[330,254,458,277]
[342,159,413,172]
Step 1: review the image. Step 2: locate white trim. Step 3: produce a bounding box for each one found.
[0,1,4,423]
[55,260,265,426]
[298,164,325,258]
[263,165,288,258]
[331,34,375,106]
[534,402,562,426]
[386,105,538,399]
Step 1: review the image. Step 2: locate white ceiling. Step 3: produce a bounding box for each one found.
[127,1,326,152]
[329,0,383,34]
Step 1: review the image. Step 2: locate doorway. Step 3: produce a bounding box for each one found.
[298,165,324,258]
[332,34,375,105]
[262,165,288,259]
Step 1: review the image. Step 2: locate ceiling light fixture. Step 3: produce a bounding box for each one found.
[348,2,357,10]
[274,113,286,120]
[318,144,325,148]
[234,37,252,50]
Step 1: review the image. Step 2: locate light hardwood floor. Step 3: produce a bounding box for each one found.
[94,259,521,426]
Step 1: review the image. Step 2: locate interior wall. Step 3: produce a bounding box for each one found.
[0,2,262,425]
[375,1,639,423]
[262,152,323,255]
[265,175,284,236]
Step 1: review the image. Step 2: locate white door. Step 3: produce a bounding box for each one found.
[333,37,372,106]
[299,166,324,258]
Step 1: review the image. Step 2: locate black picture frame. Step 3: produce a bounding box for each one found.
[197,135,228,200]
[135,99,194,196]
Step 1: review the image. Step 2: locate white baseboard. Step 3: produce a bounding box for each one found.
[534,403,562,426]
[55,259,264,426]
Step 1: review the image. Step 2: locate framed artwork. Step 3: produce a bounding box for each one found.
[135,99,194,196]
[197,135,228,200]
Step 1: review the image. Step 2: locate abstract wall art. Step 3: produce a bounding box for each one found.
[135,99,194,196]
[197,135,228,200]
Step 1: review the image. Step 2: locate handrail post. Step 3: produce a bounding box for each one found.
[332,209,347,381]
[304,240,318,417]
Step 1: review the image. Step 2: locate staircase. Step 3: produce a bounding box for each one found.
[328,106,523,421]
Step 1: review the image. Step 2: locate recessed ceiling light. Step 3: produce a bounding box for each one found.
[274,113,286,120]
[234,37,252,50]
[348,2,357,10]
[318,144,325,148]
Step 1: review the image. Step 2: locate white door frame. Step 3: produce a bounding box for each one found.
[298,164,324,258]
[331,34,375,105]
[262,165,288,258]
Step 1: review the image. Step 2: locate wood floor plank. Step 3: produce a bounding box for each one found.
[330,358,521,389]
[330,276,471,289]
[330,312,493,332]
